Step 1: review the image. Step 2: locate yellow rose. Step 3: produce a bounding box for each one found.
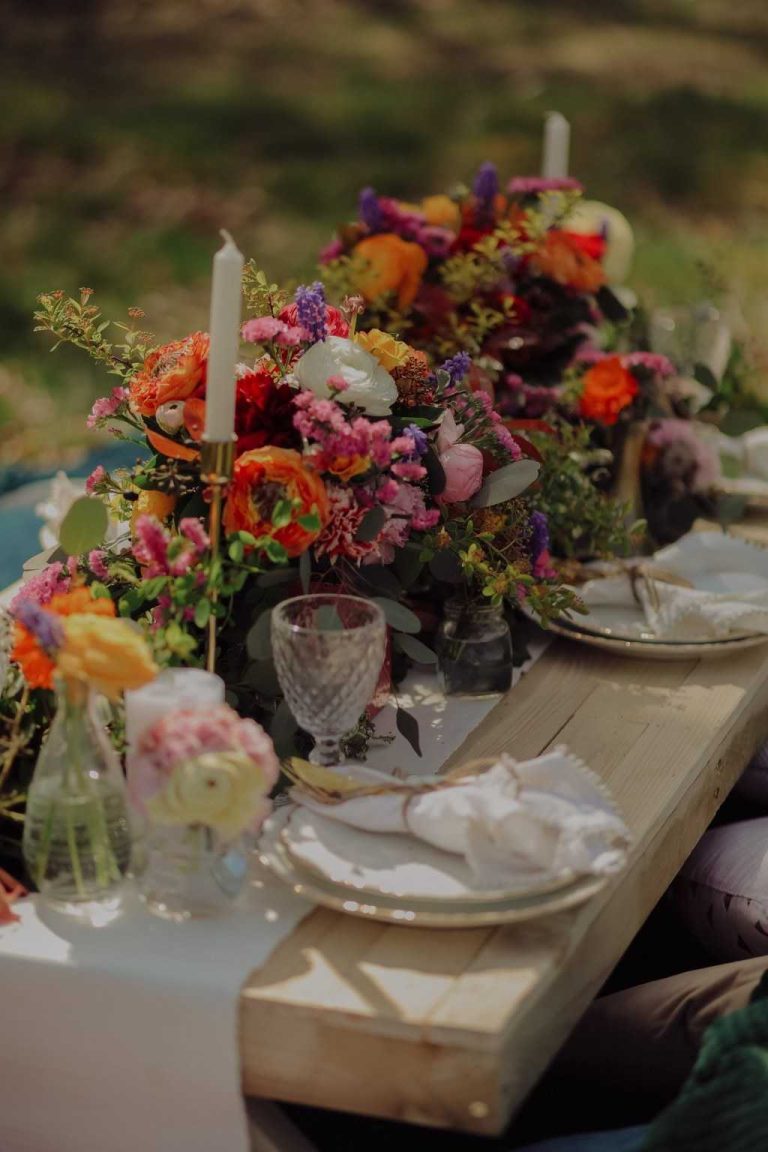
[59,616,158,700]
[354,329,413,371]
[146,751,273,840]
[421,194,461,232]
[131,489,177,532]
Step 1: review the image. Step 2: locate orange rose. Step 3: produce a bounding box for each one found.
[530,231,605,294]
[223,447,329,558]
[129,332,209,418]
[352,233,428,311]
[354,329,412,371]
[579,357,640,426]
[421,195,461,232]
[131,489,177,532]
[11,587,116,691]
[324,455,372,481]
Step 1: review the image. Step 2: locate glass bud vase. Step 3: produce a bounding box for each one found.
[23,680,132,918]
[435,598,513,696]
[138,824,249,922]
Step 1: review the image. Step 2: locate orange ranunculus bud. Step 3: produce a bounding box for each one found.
[354,329,412,371]
[129,332,209,417]
[131,489,177,532]
[223,447,329,559]
[420,194,461,232]
[352,233,428,311]
[579,357,639,426]
[530,230,605,294]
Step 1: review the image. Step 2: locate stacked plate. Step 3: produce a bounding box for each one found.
[541,533,768,660]
[258,805,608,928]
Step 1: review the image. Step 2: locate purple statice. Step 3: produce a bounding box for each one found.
[473,162,499,213]
[405,424,429,457]
[358,186,383,233]
[294,282,328,344]
[529,511,550,563]
[13,600,64,655]
[438,350,472,387]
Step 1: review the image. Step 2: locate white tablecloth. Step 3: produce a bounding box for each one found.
[0,641,547,1152]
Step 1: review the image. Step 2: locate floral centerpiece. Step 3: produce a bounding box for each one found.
[0,269,580,869]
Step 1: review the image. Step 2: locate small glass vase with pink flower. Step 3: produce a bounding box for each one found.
[131,705,279,921]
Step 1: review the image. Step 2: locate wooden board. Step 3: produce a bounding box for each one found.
[239,533,768,1134]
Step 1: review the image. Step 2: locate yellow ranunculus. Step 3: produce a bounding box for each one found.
[146,752,273,840]
[421,194,461,232]
[59,616,158,700]
[355,329,413,371]
[131,488,177,532]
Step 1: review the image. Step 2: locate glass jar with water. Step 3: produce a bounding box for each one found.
[436,598,513,696]
[23,679,131,917]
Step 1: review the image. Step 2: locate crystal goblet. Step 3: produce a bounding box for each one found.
[271,594,386,767]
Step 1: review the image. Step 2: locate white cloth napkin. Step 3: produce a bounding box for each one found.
[293,748,630,888]
[579,531,768,641]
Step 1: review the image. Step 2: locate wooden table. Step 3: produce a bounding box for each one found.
[240,527,768,1135]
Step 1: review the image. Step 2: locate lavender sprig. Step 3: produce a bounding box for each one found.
[294,282,328,344]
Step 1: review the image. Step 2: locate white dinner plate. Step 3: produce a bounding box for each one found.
[257,807,608,928]
[279,806,575,903]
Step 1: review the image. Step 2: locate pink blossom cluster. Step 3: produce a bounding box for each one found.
[293,391,424,477]
[646,419,721,492]
[133,515,210,579]
[575,348,676,379]
[446,389,522,460]
[87,386,130,429]
[241,317,309,347]
[131,705,279,816]
[85,465,107,494]
[10,562,71,612]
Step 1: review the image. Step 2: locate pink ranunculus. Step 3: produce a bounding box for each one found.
[440,443,484,502]
[436,409,484,503]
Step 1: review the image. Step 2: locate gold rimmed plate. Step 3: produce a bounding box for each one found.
[258,807,608,928]
[542,613,768,661]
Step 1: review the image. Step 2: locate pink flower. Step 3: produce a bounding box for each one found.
[88,550,109,580]
[87,386,130,429]
[241,317,310,347]
[85,465,107,494]
[314,486,377,563]
[132,515,170,576]
[319,238,345,264]
[10,562,71,611]
[436,411,484,503]
[179,517,210,556]
[326,373,349,393]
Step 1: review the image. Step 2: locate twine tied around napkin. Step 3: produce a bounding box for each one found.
[284,750,631,888]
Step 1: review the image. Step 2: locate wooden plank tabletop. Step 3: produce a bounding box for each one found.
[239,527,768,1134]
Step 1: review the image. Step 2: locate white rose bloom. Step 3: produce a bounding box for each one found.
[294,336,398,416]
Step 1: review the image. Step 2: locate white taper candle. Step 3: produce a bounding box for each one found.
[204,230,244,442]
[541,112,570,180]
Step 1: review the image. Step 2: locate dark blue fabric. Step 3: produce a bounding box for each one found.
[0,443,141,588]
[514,1126,649,1152]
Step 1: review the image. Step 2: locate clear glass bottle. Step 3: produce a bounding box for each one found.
[436,598,513,696]
[138,824,249,921]
[23,679,132,917]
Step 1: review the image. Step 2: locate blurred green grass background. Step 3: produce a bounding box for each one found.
[2,0,768,472]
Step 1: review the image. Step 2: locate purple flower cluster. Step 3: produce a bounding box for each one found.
[294,282,328,344]
[358,186,383,232]
[405,424,429,457]
[529,510,550,564]
[473,162,499,223]
[13,600,64,655]
[438,350,472,386]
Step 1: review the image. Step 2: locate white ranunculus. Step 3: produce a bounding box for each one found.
[294,336,398,416]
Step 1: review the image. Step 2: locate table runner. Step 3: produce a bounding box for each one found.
[0,617,546,1151]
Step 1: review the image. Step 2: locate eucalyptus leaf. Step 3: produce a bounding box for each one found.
[58,497,109,556]
[356,505,386,543]
[371,597,421,634]
[246,609,273,661]
[392,544,424,588]
[396,707,422,757]
[693,361,719,390]
[315,605,343,631]
[270,700,300,759]
[393,633,437,664]
[299,549,311,594]
[470,459,540,508]
[256,567,298,588]
[360,565,402,597]
[244,658,281,697]
[429,550,463,583]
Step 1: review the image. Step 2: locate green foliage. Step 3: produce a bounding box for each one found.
[529,420,644,561]
[33,290,157,381]
[242,264,290,319]
[58,497,109,557]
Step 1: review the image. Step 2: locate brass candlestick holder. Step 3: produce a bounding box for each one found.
[201,436,236,673]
